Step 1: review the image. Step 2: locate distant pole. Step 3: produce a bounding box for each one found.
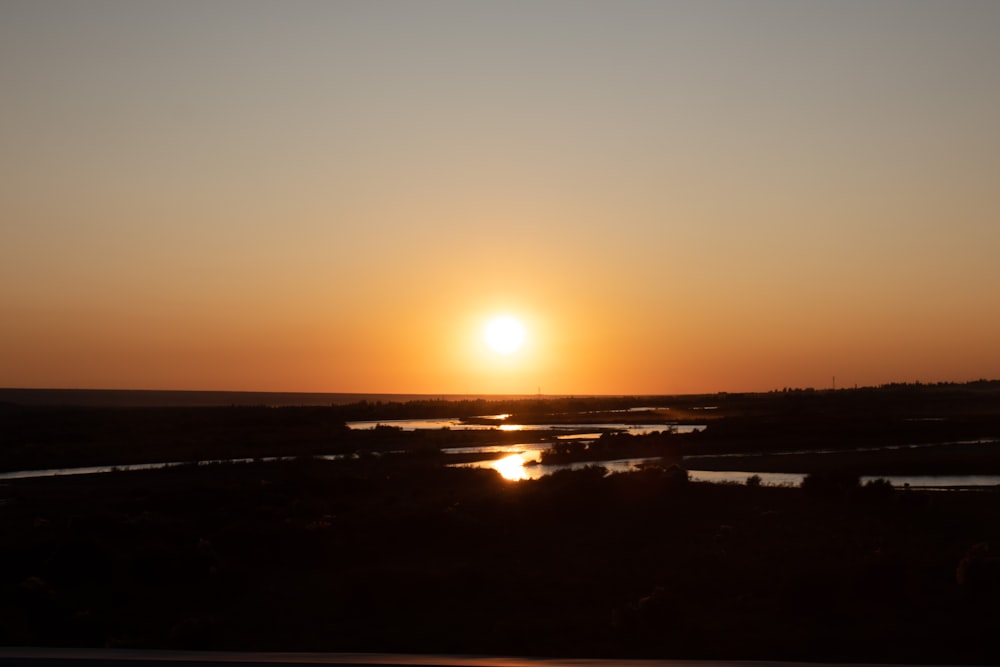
[832,376,836,391]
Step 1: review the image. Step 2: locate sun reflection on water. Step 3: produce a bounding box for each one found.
[492,453,530,481]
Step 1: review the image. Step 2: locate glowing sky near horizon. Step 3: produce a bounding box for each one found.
[2,1,1000,395]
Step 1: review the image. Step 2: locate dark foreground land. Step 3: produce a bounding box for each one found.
[2,382,1000,663]
[3,459,1000,664]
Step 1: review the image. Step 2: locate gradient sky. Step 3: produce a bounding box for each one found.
[3,1,1000,395]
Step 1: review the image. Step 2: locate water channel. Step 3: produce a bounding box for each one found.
[350,415,1000,488]
[2,414,997,489]
[346,415,705,436]
[450,449,1000,488]
[4,448,996,490]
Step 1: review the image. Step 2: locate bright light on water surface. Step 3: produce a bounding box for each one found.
[492,454,531,481]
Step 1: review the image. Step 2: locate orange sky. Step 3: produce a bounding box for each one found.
[3,1,1000,395]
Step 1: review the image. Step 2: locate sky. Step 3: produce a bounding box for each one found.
[3,0,1000,396]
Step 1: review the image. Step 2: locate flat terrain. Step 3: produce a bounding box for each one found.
[3,458,1000,663]
[4,382,1000,474]
[2,382,1000,663]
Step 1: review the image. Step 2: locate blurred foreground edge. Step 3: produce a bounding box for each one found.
[0,649,926,667]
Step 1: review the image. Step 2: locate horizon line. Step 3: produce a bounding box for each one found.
[3,378,998,403]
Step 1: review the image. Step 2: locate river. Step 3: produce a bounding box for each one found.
[2,446,998,490]
[453,449,1000,488]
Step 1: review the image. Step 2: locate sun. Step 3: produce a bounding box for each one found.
[484,316,526,355]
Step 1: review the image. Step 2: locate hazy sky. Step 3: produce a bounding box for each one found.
[3,1,1000,395]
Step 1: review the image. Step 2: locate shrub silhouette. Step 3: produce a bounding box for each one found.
[663,463,689,486]
[957,542,1000,596]
[801,469,859,497]
[855,478,894,504]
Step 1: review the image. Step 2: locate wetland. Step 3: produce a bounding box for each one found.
[3,382,1000,662]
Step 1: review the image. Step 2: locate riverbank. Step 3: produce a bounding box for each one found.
[683,439,1000,475]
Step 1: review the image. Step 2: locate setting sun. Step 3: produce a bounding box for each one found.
[3,2,1000,397]
[484,316,526,355]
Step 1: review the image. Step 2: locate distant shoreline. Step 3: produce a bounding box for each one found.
[4,380,1000,408]
[0,388,562,408]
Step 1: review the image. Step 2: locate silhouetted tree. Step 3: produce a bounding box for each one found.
[801,469,859,497]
